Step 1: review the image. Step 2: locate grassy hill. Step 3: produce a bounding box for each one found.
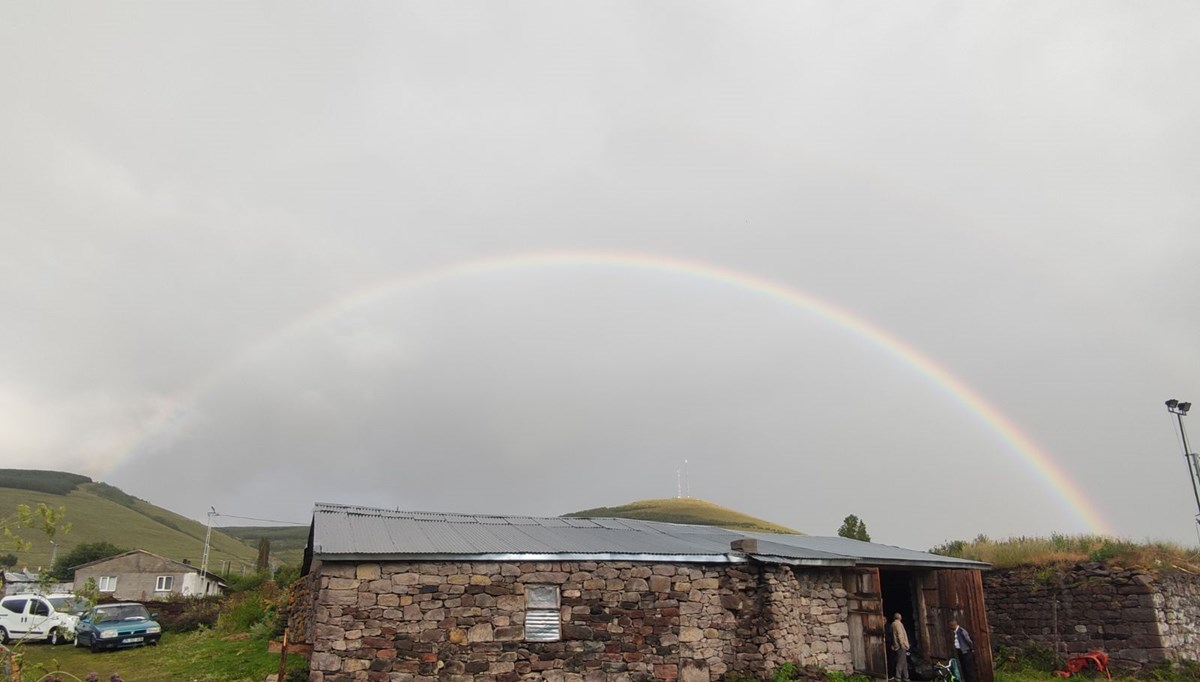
[566,498,800,534]
[0,470,257,572]
[221,525,309,566]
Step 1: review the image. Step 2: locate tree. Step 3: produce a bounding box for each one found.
[48,541,125,581]
[0,553,17,569]
[256,537,271,574]
[837,514,871,542]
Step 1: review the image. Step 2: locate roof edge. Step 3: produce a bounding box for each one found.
[312,552,750,564]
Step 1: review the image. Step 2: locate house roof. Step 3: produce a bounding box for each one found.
[70,549,227,584]
[305,503,987,571]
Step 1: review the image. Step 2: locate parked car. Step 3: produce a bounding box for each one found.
[74,602,161,652]
[0,593,87,645]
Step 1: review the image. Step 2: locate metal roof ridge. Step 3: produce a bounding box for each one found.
[312,503,766,535]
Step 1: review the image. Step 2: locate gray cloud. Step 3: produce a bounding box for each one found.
[2,2,1199,549]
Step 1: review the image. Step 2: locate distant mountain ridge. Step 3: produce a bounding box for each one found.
[1,471,799,570]
[566,498,800,534]
[0,469,258,570]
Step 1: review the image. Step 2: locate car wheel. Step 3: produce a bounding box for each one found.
[0,626,8,644]
[74,633,82,647]
[49,628,62,645]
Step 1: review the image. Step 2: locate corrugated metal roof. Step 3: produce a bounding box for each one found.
[308,503,987,570]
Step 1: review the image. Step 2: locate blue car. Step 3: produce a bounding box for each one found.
[74,602,162,652]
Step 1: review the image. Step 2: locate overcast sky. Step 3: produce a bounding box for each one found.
[3,2,1199,550]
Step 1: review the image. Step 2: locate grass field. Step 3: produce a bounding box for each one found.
[566,497,801,534]
[11,631,306,682]
[1,486,257,570]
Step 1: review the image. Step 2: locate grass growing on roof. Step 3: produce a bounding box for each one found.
[930,533,1200,570]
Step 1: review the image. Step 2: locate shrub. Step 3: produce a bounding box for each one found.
[216,591,270,634]
[773,662,798,681]
[160,596,221,633]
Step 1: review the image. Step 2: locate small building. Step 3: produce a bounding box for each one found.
[2,569,71,596]
[72,550,225,601]
[295,504,993,682]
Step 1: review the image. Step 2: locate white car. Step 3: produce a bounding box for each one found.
[0,593,88,645]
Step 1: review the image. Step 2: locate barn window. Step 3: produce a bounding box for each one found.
[524,585,560,641]
[155,576,174,591]
[98,576,118,592]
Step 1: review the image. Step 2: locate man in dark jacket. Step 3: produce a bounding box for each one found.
[950,620,975,682]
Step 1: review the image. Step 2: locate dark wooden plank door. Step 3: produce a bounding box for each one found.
[934,569,994,682]
[844,568,888,678]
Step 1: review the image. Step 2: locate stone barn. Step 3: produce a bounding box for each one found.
[295,504,992,682]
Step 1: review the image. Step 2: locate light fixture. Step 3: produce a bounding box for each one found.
[1166,398,1200,538]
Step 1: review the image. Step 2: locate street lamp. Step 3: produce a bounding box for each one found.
[1166,399,1200,534]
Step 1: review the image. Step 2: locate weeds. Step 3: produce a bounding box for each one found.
[928,535,1200,570]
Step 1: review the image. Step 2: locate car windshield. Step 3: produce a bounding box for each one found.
[48,596,90,615]
[92,604,150,623]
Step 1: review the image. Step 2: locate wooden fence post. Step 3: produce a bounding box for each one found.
[277,628,289,682]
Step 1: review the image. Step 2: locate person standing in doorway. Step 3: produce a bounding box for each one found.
[891,613,911,682]
[950,620,975,682]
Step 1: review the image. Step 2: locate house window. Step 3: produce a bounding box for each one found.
[98,576,118,592]
[524,585,561,642]
[155,576,174,591]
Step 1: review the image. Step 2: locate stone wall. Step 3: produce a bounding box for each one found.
[1156,572,1200,658]
[756,566,850,672]
[984,563,1200,671]
[304,559,852,682]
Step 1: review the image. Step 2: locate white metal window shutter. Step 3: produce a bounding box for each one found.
[524,586,561,641]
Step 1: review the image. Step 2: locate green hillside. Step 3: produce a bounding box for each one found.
[566,498,800,534]
[221,525,309,566]
[0,470,257,572]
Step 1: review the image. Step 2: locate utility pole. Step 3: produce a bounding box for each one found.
[1166,399,1200,540]
[200,507,217,579]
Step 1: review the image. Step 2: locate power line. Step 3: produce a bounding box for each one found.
[211,512,305,526]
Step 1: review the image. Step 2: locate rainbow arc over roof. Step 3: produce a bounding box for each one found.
[115,249,1110,534]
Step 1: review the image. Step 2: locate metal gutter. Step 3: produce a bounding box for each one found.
[313,552,750,563]
[748,554,857,567]
[855,559,991,570]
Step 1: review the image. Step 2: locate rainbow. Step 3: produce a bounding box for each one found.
[112,249,1111,534]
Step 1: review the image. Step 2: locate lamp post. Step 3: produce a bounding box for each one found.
[1166,399,1200,534]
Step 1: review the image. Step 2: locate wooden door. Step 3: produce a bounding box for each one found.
[931,570,994,682]
[844,568,888,678]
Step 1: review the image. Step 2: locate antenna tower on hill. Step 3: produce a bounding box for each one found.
[675,460,692,498]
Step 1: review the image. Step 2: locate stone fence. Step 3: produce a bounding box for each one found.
[984,562,1200,671]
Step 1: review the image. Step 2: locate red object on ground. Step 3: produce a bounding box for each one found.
[1057,651,1111,680]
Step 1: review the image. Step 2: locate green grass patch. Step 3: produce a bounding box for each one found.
[567,497,800,534]
[14,630,306,682]
[929,533,1200,570]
